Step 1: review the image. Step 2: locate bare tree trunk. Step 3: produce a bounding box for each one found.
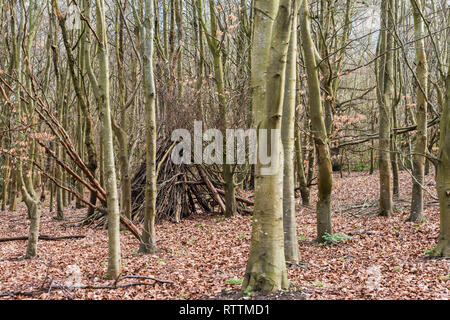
[377,0,394,216]
[200,0,237,218]
[282,1,302,263]
[139,0,158,255]
[435,64,450,257]
[83,0,122,279]
[9,169,17,211]
[1,154,10,211]
[301,0,333,240]
[242,0,292,293]
[295,106,310,205]
[408,0,428,222]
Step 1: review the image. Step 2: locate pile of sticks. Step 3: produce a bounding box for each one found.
[131,140,254,223]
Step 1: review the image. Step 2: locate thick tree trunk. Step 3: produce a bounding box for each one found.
[242,0,292,293]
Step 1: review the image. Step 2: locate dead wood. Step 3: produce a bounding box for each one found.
[0,235,85,242]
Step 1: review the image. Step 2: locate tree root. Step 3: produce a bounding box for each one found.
[434,238,450,257]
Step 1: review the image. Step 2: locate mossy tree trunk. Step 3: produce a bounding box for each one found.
[242,0,293,294]
[295,106,310,205]
[112,2,132,221]
[83,0,122,279]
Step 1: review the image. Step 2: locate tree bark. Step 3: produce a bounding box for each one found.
[281,1,302,263]
[435,64,450,257]
[301,0,333,240]
[242,0,292,293]
[377,0,394,216]
[86,0,122,279]
[139,0,158,255]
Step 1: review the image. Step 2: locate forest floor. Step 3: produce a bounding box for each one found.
[0,170,449,300]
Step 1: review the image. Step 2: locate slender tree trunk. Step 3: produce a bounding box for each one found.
[86,0,122,279]
[301,0,333,240]
[21,168,41,259]
[377,0,394,216]
[295,107,310,205]
[139,0,158,255]
[18,162,42,259]
[242,0,292,293]
[435,64,450,257]
[408,0,428,222]
[1,154,10,211]
[9,169,17,211]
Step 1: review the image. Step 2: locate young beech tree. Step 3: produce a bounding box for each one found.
[242,0,293,293]
[199,0,237,218]
[408,0,428,222]
[138,0,158,254]
[52,0,99,219]
[300,0,333,240]
[19,163,42,259]
[376,0,394,216]
[9,0,43,259]
[281,0,302,263]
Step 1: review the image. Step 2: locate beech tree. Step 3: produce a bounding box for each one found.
[376,0,394,216]
[282,0,302,263]
[0,0,449,296]
[435,64,450,257]
[84,0,122,279]
[135,0,158,254]
[300,0,333,239]
[242,0,294,293]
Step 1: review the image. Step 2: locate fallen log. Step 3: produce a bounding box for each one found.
[0,235,85,242]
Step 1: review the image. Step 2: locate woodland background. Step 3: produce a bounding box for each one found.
[0,0,449,299]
